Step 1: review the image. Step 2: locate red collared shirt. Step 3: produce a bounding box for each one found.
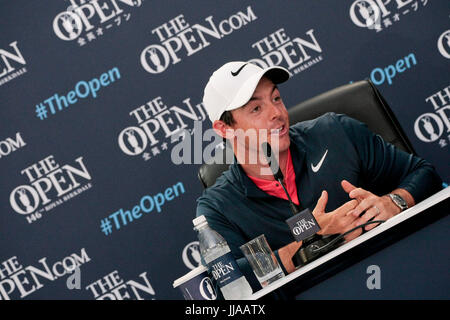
[248,148,300,206]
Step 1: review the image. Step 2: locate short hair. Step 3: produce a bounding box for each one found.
[219,110,235,126]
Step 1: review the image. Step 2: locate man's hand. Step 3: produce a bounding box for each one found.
[341,180,402,231]
[278,241,303,274]
[313,190,361,240]
[279,191,360,273]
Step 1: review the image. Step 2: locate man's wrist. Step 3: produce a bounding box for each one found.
[384,193,408,214]
[386,188,415,212]
[382,195,402,215]
[278,241,302,274]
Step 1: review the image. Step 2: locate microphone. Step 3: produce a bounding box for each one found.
[260,142,284,181]
[261,142,298,215]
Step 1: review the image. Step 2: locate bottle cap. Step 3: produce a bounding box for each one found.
[192,215,207,227]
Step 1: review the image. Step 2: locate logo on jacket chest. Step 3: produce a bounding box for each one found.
[310,149,328,173]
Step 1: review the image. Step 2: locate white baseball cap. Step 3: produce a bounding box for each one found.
[203,61,290,123]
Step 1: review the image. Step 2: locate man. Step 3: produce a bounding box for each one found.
[196,61,442,292]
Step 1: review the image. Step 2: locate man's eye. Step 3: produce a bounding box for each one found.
[251,106,261,113]
[273,96,281,102]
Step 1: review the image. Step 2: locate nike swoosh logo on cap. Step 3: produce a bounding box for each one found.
[231,63,248,76]
[311,149,328,173]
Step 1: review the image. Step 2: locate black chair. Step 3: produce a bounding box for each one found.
[198,80,416,189]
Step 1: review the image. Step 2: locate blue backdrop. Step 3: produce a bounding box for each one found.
[1,0,449,299]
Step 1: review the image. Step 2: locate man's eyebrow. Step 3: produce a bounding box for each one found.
[248,85,278,101]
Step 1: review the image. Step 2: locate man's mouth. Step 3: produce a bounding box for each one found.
[270,124,287,136]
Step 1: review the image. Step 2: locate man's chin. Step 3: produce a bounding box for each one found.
[268,135,290,153]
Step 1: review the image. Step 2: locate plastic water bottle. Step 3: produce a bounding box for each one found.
[193,215,253,300]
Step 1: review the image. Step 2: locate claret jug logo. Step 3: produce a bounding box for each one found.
[117,95,207,162]
[349,0,382,30]
[414,85,450,149]
[140,6,257,74]
[53,0,143,46]
[182,241,201,270]
[437,30,450,59]
[9,154,93,223]
[349,0,429,32]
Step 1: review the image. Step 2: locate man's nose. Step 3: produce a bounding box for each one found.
[268,103,282,120]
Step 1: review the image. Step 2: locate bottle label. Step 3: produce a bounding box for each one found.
[207,252,243,288]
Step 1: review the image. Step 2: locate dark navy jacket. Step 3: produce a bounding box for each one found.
[196,113,442,293]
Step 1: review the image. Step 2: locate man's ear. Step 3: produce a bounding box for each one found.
[213,120,234,139]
